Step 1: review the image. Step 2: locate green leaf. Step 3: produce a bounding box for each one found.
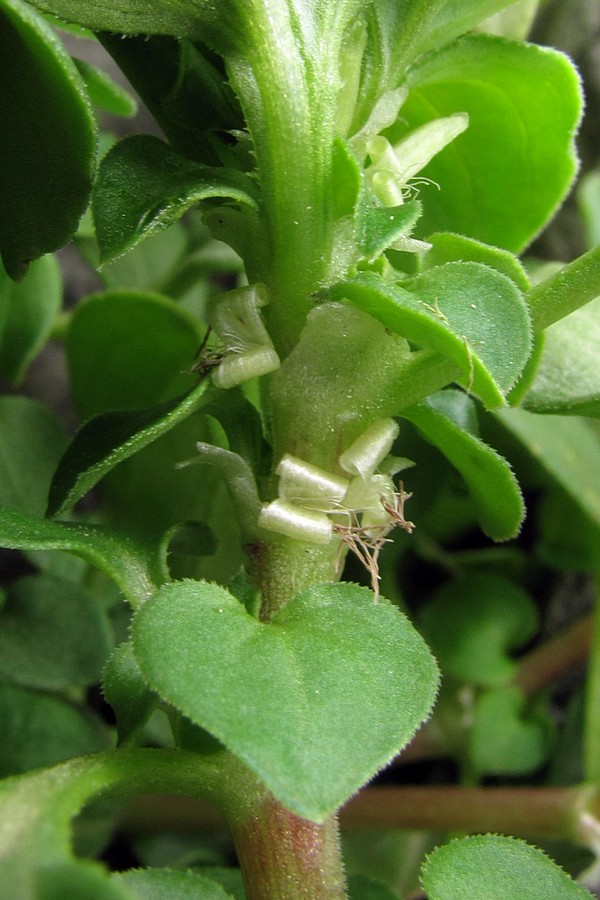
[0,0,96,278]
[27,0,231,42]
[66,291,202,419]
[419,573,538,686]
[331,262,531,409]
[47,379,211,518]
[347,874,400,900]
[102,643,157,747]
[36,860,133,900]
[527,245,600,332]
[494,409,600,528]
[398,35,582,252]
[0,254,62,384]
[132,580,439,821]
[401,391,525,540]
[469,686,551,776]
[0,397,68,516]
[113,868,236,899]
[0,574,112,691]
[93,136,259,265]
[0,504,164,606]
[0,683,109,778]
[421,834,593,899]
[358,198,422,262]
[422,232,530,292]
[72,57,137,117]
[523,297,600,416]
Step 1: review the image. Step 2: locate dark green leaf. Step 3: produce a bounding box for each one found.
[93,136,259,265]
[331,262,531,409]
[0,397,68,516]
[0,683,109,778]
[132,580,439,821]
[0,254,62,384]
[0,0,96,277]
[347,874,399,900]
[36,860,133,900]
[523,298,600,417]
[0,504,164,606]
[401,391,525,540]
[398,35,582,252]
[47,379,211,518]
[419,573,538,686]
[113,867,236,899]
[421,834,593,899]
[0,574,112,691]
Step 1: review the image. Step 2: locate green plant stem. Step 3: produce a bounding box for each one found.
[229,797,346,900]
[584,568,600,785]
[527,245,600,332]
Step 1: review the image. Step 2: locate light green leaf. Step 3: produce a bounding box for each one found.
[401,391,525,540]
[419,573,538,686]
[397,35,582,252]
[0,0,96,278]
[332,262,531,409]
[0,574,112,691]
[423,232,530,292]
[132,580,439,821]
[421,834,593,899]
[93,136,259,265]
[0,255,62,384]
[357,198,422,262]
[113,868,236,899]
[469,686,551,776]
[47,379,211,518]
[523,297,600,417]
[0,504,164,606]
[494,408,600,528]
[102,643,157,747]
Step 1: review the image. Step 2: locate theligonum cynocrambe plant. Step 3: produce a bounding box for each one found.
[1,0,600,897]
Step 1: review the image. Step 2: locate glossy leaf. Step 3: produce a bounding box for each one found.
[523,297,600,416]
[47,379,211,518]
[132,580,439,821]
[401,391,525,540]
[0,254,62,385]
[0,504,164,606]
[113,868,236,899]
[0,397,68,516]
[419,573,538,686]
[331,262,531,408]
[0,0,96,278]
[93,136,259,265]
[0,574,112,691]
[398,35,582,252]
[421,834,593,899]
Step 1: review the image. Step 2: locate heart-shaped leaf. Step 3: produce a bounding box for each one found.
[421,834,593,900]
[132,580,439,821]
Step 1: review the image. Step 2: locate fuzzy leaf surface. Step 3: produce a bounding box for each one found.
[421,834,592,899]
[132,580,439,821]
